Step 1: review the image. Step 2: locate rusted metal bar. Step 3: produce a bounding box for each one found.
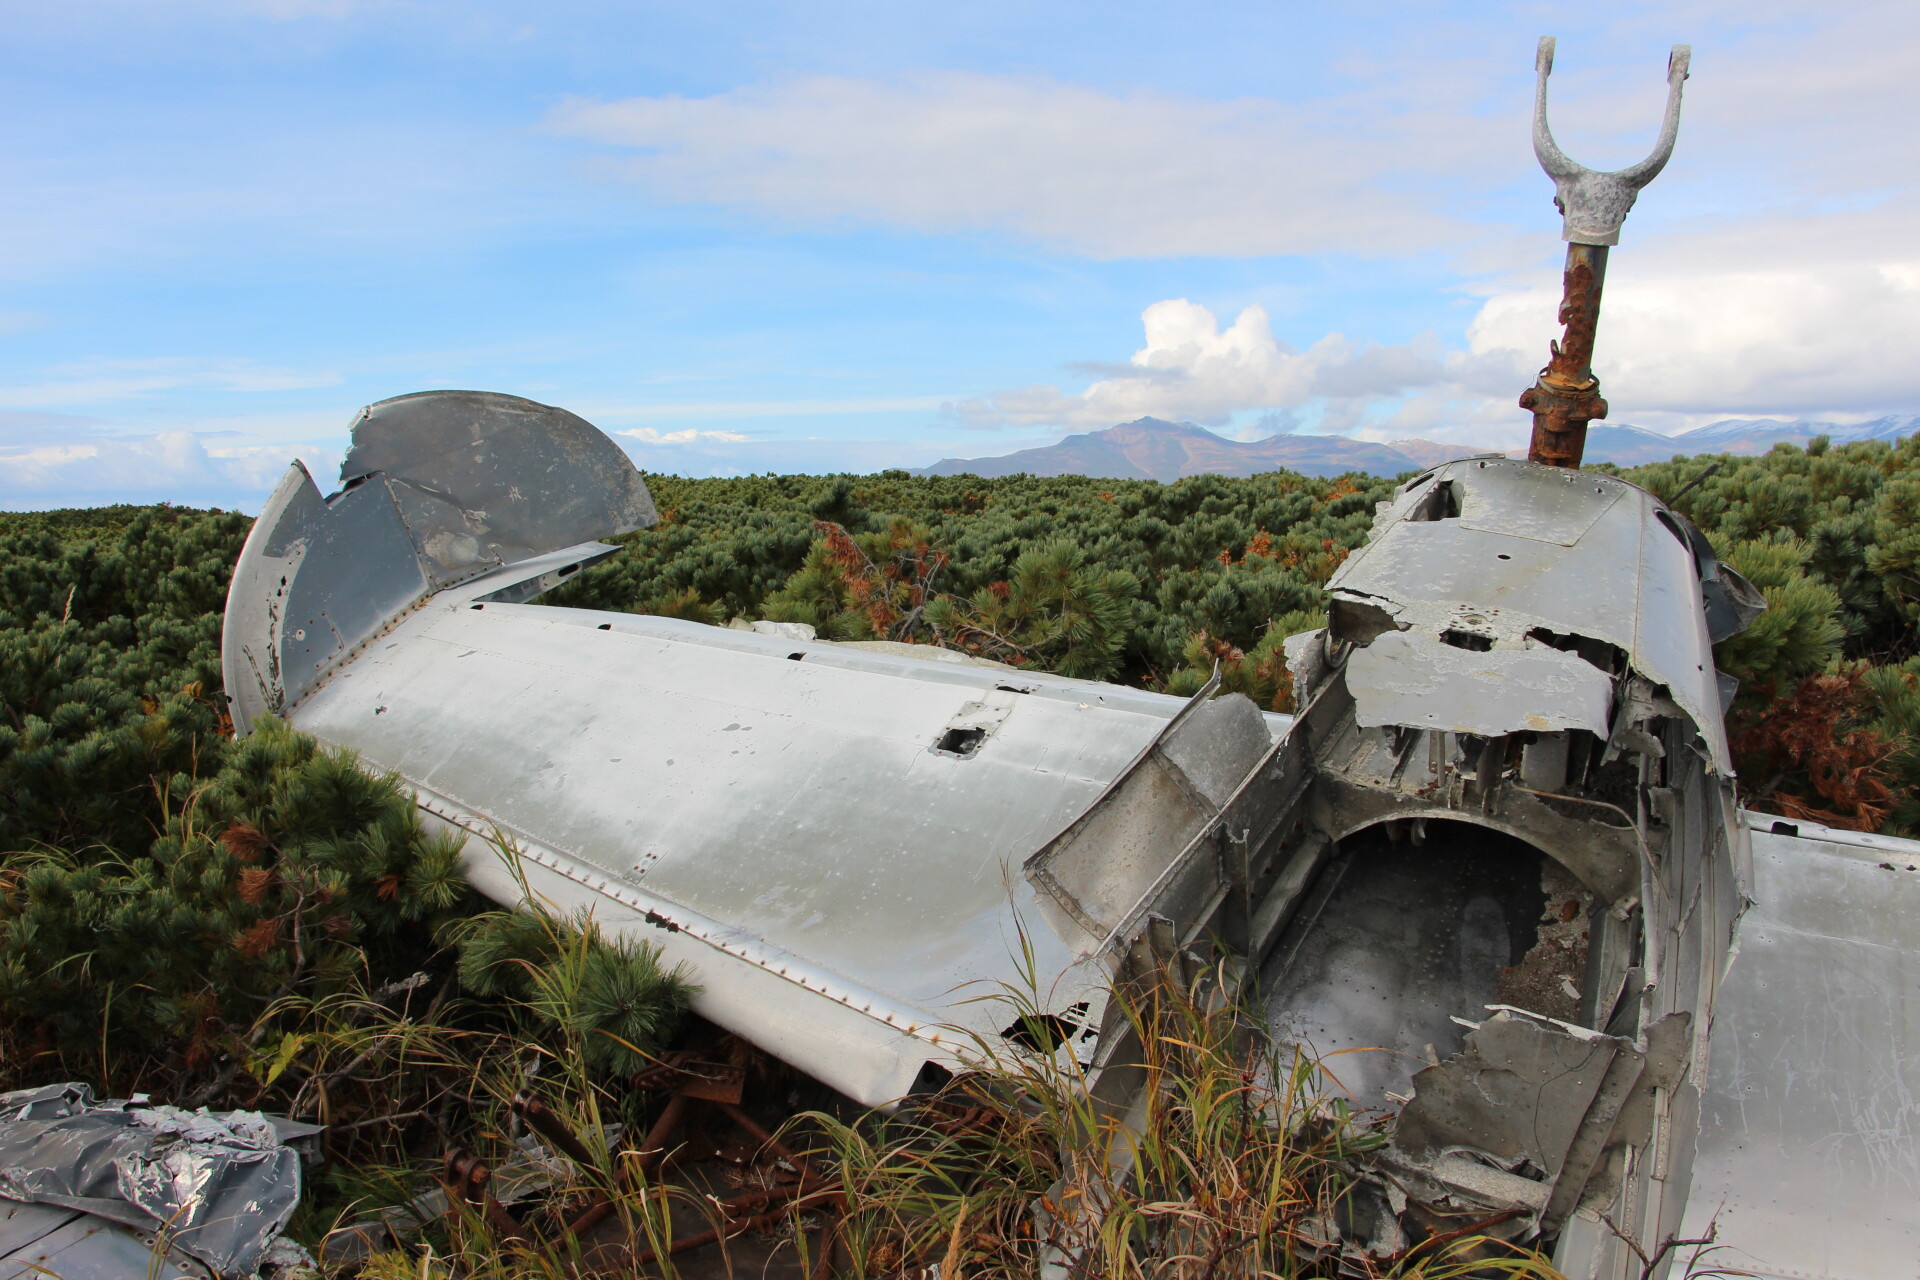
[510,1092,620,1238]
[442,1148,524,1241]
[510,1091,602,1170]
[1521,243,1610,468]
[716,1100,803,1167]
[809,1212,843,1280]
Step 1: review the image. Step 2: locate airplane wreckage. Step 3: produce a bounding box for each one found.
[10,35,1907,1280]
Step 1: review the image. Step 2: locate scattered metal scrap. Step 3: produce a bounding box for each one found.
[216,36,1920,1280]
[0,1082,319,1279]
[431,1037,842,1275]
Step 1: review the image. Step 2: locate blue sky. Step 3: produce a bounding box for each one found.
[2,0,1915,509]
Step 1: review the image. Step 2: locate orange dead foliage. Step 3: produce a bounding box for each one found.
[812,519,950,640]
[234,917,279,959]
[236,867,276,906]
[1732,666,1902,832]
[221,821,269,863]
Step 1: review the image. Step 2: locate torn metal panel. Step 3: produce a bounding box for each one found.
[1025,684,1274,943]
[1388,1008,1694,1238]
[1679,821,1920,1280]
[1327,457,1732,770]
[1346,630,1613,737]
[221,461,433,734]
[341,390,657,585]
[222,390,645,736]
[1394,1010,1633,1176]
[0,1084,309,1278]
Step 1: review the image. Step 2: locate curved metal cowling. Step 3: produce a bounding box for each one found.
[221,391,656,734]
[221,392,1279,1106]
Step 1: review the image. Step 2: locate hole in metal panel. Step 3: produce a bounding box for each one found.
[559,563,581,576]
[788,652,805,661]
[597,623,612,630]
[1440,629,1494,652]
[909,1060,954,1094]
[934,727,987,757]
[1001,1012,1074,1052]
[470,604,484,611]
[1329,597,1404,646]
[1407,478,1462,521]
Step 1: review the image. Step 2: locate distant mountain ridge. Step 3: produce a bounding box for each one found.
[916,415,1920,481]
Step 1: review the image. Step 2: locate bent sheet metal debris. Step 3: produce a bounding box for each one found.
[183,35,1920,1280]
[0,1083,318,1278]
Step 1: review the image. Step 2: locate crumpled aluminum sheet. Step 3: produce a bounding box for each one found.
[0,1083,304,1277]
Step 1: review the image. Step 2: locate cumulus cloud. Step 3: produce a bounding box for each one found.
[949,299,1445,430]
[955,185,1920,447]
[1461,204,1920,424]
[547,73,1481,259]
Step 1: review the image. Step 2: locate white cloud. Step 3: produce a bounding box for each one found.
[617,427,750,445]
[958,184,1920,446]
[950,299,1445,430]
[0,430,339,511]
[548,73,1480,259]
[1461,203,1920,423]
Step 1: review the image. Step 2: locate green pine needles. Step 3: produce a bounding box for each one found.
[448,904,697,1076]
[0,714,475,1086]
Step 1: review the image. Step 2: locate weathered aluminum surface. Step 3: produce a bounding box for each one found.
[1679,817,1920,1279]
[1026,684,1273,944]
[286,547,1270,1106]
[0,1205,205,1280]
[222,391,651,735]
[222,461,432,735]
[341,390,656,585]
[1346,630,1613,736]
[1326,458,1731,770]
[0,1199,80,1262]
[1533,37,1689,247]
[0,1084,305,1277]
[1260,840,1520,1110]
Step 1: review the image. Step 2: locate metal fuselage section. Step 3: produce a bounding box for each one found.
[224,396,1920,1280]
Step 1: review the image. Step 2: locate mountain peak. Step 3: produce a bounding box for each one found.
[914,414,1920,482]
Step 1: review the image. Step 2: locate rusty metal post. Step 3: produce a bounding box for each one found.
[1520,243,1609,468]
[1522,37,1689,468]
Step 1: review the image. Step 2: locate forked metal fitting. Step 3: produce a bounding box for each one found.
[1534,36,1690,245]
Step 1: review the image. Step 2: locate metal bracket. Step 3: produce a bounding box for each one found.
[1533,36,1691,246]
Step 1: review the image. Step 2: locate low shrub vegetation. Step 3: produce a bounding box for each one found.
[1,434,1915,1273]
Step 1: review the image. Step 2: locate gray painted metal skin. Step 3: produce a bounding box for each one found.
[222,395,1920,1280]
[0,1200,204,1280]
[1679,818,1920,1280]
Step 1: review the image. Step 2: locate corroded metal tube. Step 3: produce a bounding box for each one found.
[1522,242,1609,468]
